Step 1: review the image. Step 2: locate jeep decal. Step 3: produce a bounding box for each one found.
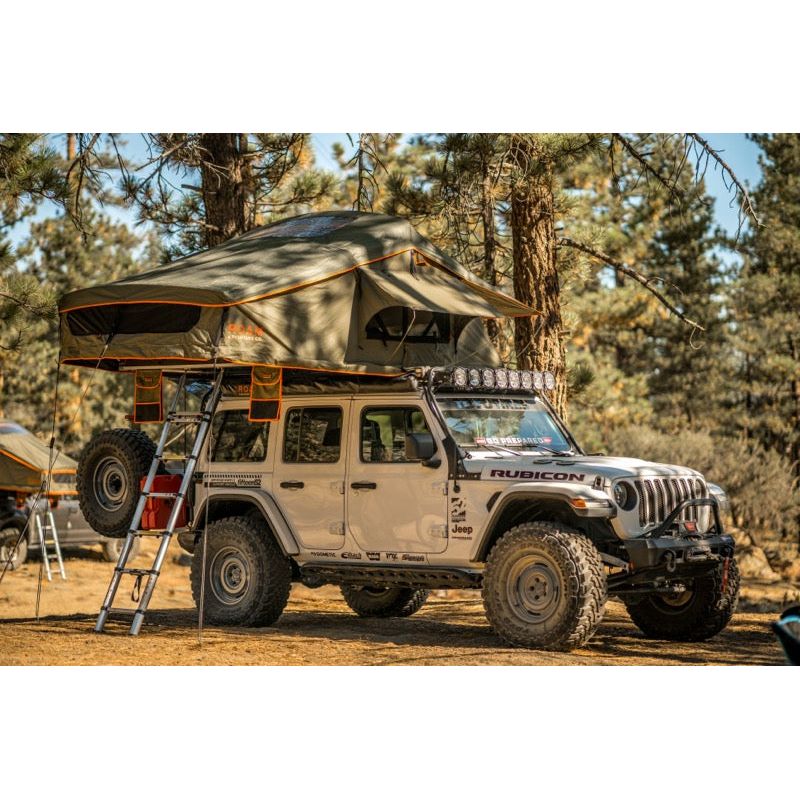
[485,469,587,481]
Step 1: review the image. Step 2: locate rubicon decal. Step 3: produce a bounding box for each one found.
[485,469,587,481]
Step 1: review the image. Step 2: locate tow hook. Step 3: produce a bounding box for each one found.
[721,556,731,593]
[663,550,677,573]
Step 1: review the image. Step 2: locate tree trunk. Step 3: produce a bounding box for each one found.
[481,160,500,346]
[199,133,248,248]
[511,162,567,416]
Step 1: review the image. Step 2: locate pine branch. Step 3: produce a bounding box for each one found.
[612,134,684,204]
[558,237,706,333]
[685,132,760,237]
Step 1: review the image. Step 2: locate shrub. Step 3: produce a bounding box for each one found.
[602,426,800,542]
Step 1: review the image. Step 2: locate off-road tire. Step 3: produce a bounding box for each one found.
[340,585,429,618]
[624,557,740,641]
[190,515,291,627]
[482,522,607,651]
[0,526,28,570]
[77,429,156,538]
[102,536,141,563]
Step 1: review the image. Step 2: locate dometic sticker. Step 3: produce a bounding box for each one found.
[310,551,337,558]
[207,473,262,488]
[484,469,587,482]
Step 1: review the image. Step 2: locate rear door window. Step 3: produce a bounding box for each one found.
[210,409,270,462]
[282,407,343,464]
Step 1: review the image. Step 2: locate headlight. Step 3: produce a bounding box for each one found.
[468,368,481,388]
[495,368,508,389]
[508,370,521,389]
[543,371,556,391]
[613,481,636,510]
[481,368,496,388]
[452,367,468,388]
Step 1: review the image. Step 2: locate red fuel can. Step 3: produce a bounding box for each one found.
[139,474,186,530]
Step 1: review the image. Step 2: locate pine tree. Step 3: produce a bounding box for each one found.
[733,134,800,473]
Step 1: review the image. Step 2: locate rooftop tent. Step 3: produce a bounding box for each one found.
[0,420,77,495]
[59,211,537,374]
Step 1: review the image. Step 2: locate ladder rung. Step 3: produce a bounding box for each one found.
[132,530,171,537]
[116,568,158,576]
[143,492,180,499]
[159,455,189,461]
[103,607,138,616]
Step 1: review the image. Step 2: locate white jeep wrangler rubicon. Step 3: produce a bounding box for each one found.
[79,366,739,651]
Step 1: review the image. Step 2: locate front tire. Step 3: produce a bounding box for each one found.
[190,516,291,627]
[77,429,156,538]
[624,558,740,641]
[340,585,429,618]
[482,522,607,650]
[0,527,28,570]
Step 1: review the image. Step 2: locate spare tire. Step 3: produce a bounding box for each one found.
[77,429,156,538]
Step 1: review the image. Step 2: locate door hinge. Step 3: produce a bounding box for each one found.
[331,481,345,495]
[430,524,448,539]
[329,521,345,536]
[433,481,449,496]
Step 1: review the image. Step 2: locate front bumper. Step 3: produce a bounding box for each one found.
[609,497,735,593]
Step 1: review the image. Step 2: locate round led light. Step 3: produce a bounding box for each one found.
[508,370,521,389]
[495,368,508,389]
[532,371,544,391]
[452,367,468,388]
[521,370,533,390]
[481,368,496,388]
[613,481,636,511]
[468,368,481,388]
[543,371,556,391]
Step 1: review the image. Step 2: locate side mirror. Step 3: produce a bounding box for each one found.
[405,433,437,465]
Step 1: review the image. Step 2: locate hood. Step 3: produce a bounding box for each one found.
[463,453,703,483]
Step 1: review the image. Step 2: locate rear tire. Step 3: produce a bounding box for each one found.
[482,521,607,651]
[77,429,156,538]
[190,516,291,627]
[102,536,141,563]
[340,585,429,618]
[0,527,28,570]
[624,558,740,641]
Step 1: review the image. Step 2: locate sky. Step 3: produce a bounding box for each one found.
[7,132,764,250]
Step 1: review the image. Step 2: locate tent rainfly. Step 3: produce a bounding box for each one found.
[59,211,537,374]
[0,420,77,495]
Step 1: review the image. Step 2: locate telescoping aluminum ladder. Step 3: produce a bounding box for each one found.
[33,502,66,581]
[95,371,223,635]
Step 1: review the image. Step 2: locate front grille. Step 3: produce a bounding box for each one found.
[634,477,707,529]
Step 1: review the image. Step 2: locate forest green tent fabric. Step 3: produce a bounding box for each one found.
[59,211,537,374]
[0,420,77,495]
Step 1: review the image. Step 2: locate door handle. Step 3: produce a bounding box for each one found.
[351,481,377,490]
[280,481,305,489]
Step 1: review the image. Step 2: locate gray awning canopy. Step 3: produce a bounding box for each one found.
[59,211,537,374]
[0,420,77,494]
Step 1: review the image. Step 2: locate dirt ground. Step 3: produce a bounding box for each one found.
[0,540,793,665]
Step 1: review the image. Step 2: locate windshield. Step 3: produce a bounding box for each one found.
[436,396,574,454]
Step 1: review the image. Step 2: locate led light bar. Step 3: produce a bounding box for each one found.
[439,367,556,393]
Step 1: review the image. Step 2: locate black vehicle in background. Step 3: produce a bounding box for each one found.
[0,491,139,570]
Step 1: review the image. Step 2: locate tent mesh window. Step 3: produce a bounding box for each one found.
[66,304,202,336]
[366,307,451,344]
[257,215,353,239]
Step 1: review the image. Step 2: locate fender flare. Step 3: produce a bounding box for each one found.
[469,482,614,562]
[192,489,300,556]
